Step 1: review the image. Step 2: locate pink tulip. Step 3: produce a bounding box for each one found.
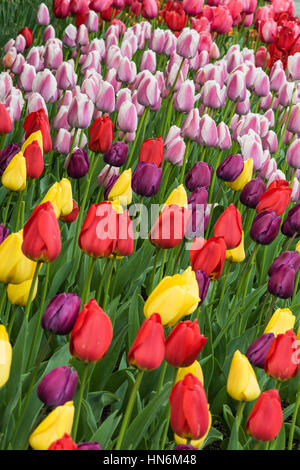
[117,57,137,84]
[116,88,132,112]
[259,19,278,44]
[163,31,177,56]
[227,70,247,102]
[198,31,212,53]
[81,51,102,75]
[85,10,99,32]
[140,50,156,73]
[226,50,244,73]
[105,69,121,93]
[255,46,268,68]
[63,24,77,48]
[238,131,264,170]
[264,109,275,127]
[95,80,115,113]
[116,100,138,133]
[32,69,57,103]
[18,63,36,92]
[54,129,72,154]
[278,82,295,107]
[15,35,26,53]
[292,177,300,202]
[81,73,101,103]
[68,93,94,128]
[97,164,120,187]
[11,54,25,75]
[136,75,160,109]
[286,138,300,169]
[6,88,24,121]
[56,62,77,90]
[287,53,300,82]
[217,122,232,149]
[181,108,200,141]
[43,25,55,44]
[132,91,145,117]
[197,114,218,147]
[253,68,270,97]
[36,3,50,25]
[176,28,200,59]
[164,134,186,166]
[262,130,278,154]
[142,0,158,19]
[236,90,251,115]
[26,92,48,116]
[44,39,63,69]
[52,106,70,130]
[201,80,226,109]
[149,28,165,54]
[174,80,196,113]
[183,0,204,15]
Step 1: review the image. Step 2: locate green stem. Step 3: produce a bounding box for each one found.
[158,249,167,285]
[288,381,300,450]
[149,247,161,294]
[115,370,144,450]
[81,257,96,307]
[180,140,191,184]
[3,192,13,226]
[96,258,110,304]
[7,306,17,336]
[24,262,41,318]
[14,190,24,231]
[72,362,90,441]
[125,108,148,170]
[102,257,115,310]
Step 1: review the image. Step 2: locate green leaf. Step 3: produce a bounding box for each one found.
[121,382,172,450]
[90,410,122,450]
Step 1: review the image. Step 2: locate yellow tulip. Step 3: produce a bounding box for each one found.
[0,230,37,285]
[21,130,43,154]
[264,308,296,337]
[7,277,38,306]
[174,410,212,449]
[296,240,300,255]
[59,178,73,217]
[176,360,204,385]
[164,184,187,208]
[226,231,245,263]
[227,350,260,401]
[29,401,75,450]
[226,159,253,191]
[41,182,62,218]
[144,266,200,326]
[107,169,132,206]
[1,152,26,192]
[0,325,12,388]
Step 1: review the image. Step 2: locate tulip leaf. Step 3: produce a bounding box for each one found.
[47,259,74,301]
[120,382,172,450]
[202,426,224,449]
[270,423,286,450]
[127,287,144,350]
[90,409,122,450]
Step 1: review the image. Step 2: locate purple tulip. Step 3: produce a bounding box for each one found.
[216,154,244,182]
[104,174,120,199]
[250,211,281,245]
[65,149,90,179]
[132,162,162,197]
[246,333,275,369]
[0,143,20,175]
[185,162,212,191]
[283,204,300,234]
[195,270,210,305]
[0,224,9,245]
[240,177,265,209]
[77,442,102,450]
[104,141,128,167]
[268,264,296,299]
[175,444,197,450]
[42,293,81,335]
[37,366,78,407]
[268,251,300,277]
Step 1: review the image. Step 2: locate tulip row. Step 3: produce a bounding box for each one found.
[0,0,300,452]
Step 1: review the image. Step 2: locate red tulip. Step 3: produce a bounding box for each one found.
[89,116,114,154]
[276,23,300,52]
[213,204,242,250]
[79,202,118,258]
[115,209,134,257]
[128,313,165,370]
[149,205,189,249]
[138,136,164,168]
[18,27,33,48]
[161,1,188,32]
[53,0,71,18]
[22,202,61,262]
[264,330,299,381]
[165,319,207,367]
[48,434,77,450]
[0,103,13,135]
[169,374,210,440]
[246,389,283,442]
[23,140,44,179]
[23,109,52,153]
[60,200,79,223]
[70,298,113,362]
[256,186,292,216]
[190,236,226,280]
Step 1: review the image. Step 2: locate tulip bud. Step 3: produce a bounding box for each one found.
[0,325,12,388]
[36,3,50,25]
[48,434,77,450]
[132,162,162,197]
[185,162,212,192]
[128,313,165,370]
[1,152,26,192]
[0,143,20,175]
[286,138,300,169]
[264,330,299,381]
[70,299,113,362]
[227,70,247,102]
[77,441,102,450]
[246,389,283,442]
[240,177,265,209]
[246,333,275,369]
[29,401,75,450]
[68,94,94,129]
[37,366,78,407]
[268,265,296,299]
[116,101,137,133]
[227,350,260,401]
[213,204,242,250]
[190,236,226,280]
[42,293,81,335]
[217,154,244,182]
[165,319,207,368]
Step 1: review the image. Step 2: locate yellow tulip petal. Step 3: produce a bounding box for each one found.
[21,130,43,154]
[226,159,253,191]
[1,152,26,192]
[264,308,295,337]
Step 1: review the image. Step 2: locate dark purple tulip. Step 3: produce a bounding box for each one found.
[246,333,275,369]
[185,162,212,191]
[0,224,9,245]
[185,189,208,239]
[77,442,102,450]
[0,143,20,175]
[268,264,296,299]
[281,217,296,238]
[66,148,89,179]
[103,141,128,167]
[216,154,244,182]
[268,251,300,276]
[41,293,81,335]
[175,445,197,450]
[131,162,162,197]
[195,270,210,305]
[104,174,119,200]
[284,204,300,233]
[37,366,78,407]
[250,211,281,245]
[240,177,265,209]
